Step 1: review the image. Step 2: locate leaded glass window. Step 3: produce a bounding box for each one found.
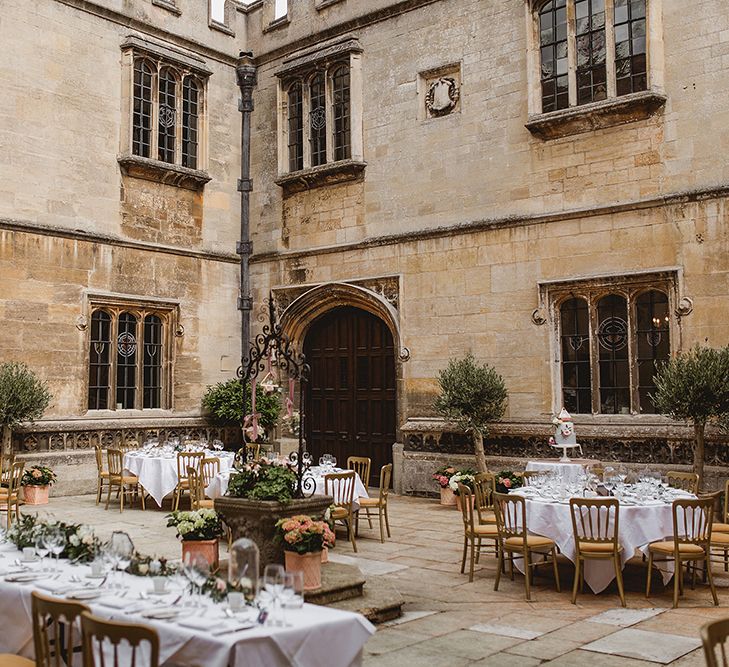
[158,68,177,164]
[132,59,154,158]
[182,77,200,169]
[309,73,327,167]
[331,66,351,161]
[614,0,647,95]
[597,294,630,414]
[116,312,138,410]
[143,315,163,409]
[539,0,569,112]
[287,82,304,172]
[88,311,111,410]
[635,290,669,412]
[560,298,592,414]
[536,0,649,113]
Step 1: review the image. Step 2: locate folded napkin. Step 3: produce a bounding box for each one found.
[97,596,132,609]
[35,579,74,594]
[177,616,227,631]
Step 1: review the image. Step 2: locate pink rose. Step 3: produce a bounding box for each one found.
[503,478,512,488]
[215,578,226,592]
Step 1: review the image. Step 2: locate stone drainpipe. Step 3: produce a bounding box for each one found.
[235,53,257,382]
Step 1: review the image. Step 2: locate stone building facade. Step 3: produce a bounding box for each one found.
[3,0,729,495]
[0,0,249,493]
[243,0,729,492]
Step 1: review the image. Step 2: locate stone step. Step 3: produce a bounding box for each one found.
[304,561,365,605]
[326,572,404,624]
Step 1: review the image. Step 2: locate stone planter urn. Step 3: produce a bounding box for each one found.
[181,539,219,571]
[284,551,322,590]
[439,486,456,506]
[214,495,333,573]
[23,485,50,505]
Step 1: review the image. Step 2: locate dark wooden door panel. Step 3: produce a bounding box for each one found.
[304,307,395,486]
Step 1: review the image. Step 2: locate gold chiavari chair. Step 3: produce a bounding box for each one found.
[356,464,392,543]
[493,492,561,601]
[187,466,214,510]
[93,445,109,506]
[666,471,699,495]
[702,618,729,667]
[348,456,372,527]
[517,471,539,486]
[458,484,499,582]
[31,591,89,667]
[325,471,357,552]
[711,479,729,534]
[81,612,160,667]
[645,497,718,608]
[473,472,497,526]
[569,497,625,607]
[201,457,221,489]
[105,449,145,512]
[0,461,24,529]
[173,451,205,510]
[1,453,14,487]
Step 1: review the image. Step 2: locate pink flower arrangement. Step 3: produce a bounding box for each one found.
[275,514,335,555]
[432,466,457,489]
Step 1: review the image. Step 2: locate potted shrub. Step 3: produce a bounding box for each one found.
[449,470,477,511]
[275,514,335,590]
[433,466,458,505]
[434,354,508,473]
[653,345,729,491]
[20,465,57,505]
[0,362,52,455]
[167,508,224,571]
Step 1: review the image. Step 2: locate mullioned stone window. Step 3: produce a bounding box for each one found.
[87,301,177,412]
[537,271,688,415]
[275,39,365,195]
[526,0,665,139]
[119,36,212,190]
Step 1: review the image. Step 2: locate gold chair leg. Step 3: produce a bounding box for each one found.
[461,535,468,574]
[173,487,180,511]
[494,548,503,591]
[572,556,581,604]
[96,478,101,505]
[673,560,681,608]
[509,553,514,580]
[614,555,626,607]
[365,508,373,529]
[469,536,476,583]
[105,482,112,511]
[551,547,561,592]
[476,537,481,564]
[140,484,146,510]
[348,516,357,553]
[384,506,391,538]
[706,556,719,606]
[678,560,684,596]
[646,551,654,598]
[120,483,124,513]
[524,550,532,601]
[379,507,385,543]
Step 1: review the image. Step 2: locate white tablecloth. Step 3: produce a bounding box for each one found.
[206,468,369,510]
[0,542,374,667]
[124,451,235,507]
[510,489,679,593]
[525,460,594,482]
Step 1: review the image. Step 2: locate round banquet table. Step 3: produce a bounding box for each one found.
[206,467,369,510]
[510,488,682,593]
[123,450,235,507]
[525,459,598,482]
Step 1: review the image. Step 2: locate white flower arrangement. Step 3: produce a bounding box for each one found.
[449,472,476,494]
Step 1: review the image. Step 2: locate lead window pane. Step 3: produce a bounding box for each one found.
[143,315,163,409]
[309,73,327,167]
[635,290,670,413]
[182,77,200,169]
[88,310,111,410]
[116,312,138,409]
[158,68,177,164]
[561,298,592,414]
[287,82,304,172]
[132,60,153,158]
[597,294,630,414]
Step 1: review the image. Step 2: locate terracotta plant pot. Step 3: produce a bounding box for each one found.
[284,550,322,591]
[439,486,457,506]
[182,539,219,572]
[455,493,475,512]
[23,485,50,505]
[321,546,329,564]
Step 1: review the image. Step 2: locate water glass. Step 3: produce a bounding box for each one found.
[34,535,49,572]
[282,571,304,611]
[44,528,66,573]
[262,564,286,625]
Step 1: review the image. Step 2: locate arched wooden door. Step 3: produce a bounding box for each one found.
[304,306,396,486]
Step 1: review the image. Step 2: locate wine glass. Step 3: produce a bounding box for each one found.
[281,571,304,612]
[44,527,66,573]
[262,564,285,625]
[35,532,50,573]
[182,553,210,607]
[106,532,134,589]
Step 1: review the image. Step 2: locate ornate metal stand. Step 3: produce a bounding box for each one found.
[238,294,314,498]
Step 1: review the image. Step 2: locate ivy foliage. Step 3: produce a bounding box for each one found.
[201,379,281,430]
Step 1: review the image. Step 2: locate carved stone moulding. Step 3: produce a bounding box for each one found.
[275,159,366,197]
[525,90,667,140]
[118,154,211,191]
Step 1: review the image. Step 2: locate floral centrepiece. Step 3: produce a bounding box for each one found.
[6,515,99,563]
[166,509,224,541]
[127,553,176,577]
[432,465,457,489]
[274,515,335,555]
[496,471,523,494]
[226,459,298,502]
[449,469,477,496]
[20,465,57,487]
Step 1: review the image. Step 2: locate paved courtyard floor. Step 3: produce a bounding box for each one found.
[25,493,728,666]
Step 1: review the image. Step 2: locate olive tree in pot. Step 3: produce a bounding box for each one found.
[0,363,52,455]
[652,345,729,491]
[434,353,508,473]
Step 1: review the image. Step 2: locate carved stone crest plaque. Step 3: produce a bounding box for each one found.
[425,77,459,117]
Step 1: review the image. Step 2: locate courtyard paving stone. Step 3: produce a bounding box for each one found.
[21,491,729,666]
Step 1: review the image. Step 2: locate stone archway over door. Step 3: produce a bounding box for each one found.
[304,306,396,487]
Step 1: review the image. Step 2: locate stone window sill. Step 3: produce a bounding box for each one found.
[263,16,289,33]
[316,0,345,10]
[118,154,211,191]
[151,0,181,15]
[525,90,667,140]
[275,159,366,196]
[209,19,235,36]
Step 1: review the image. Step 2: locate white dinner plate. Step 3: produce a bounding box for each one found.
[66,589,103,601]
[142,607,180,620]
[5,572,45,583]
